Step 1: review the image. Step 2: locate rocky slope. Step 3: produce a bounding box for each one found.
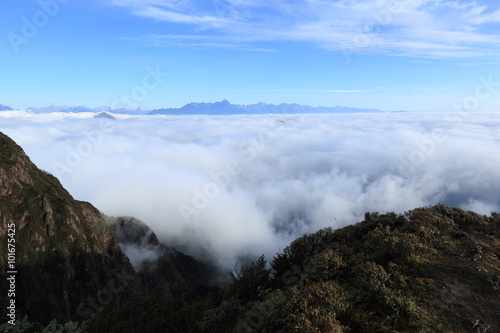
[0,132,138,325]
[0,131,221,329]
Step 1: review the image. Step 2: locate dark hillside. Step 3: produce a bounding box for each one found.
[105,216,218,292]
[89,204,500,332]
[222,205,500,332]
[0,132,138,328]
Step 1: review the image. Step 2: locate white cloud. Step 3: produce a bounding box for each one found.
[121,243,162,270]
[2,110,500,270]
[111,0,500,59]
[112,0,237,26]
[461,199,497,216]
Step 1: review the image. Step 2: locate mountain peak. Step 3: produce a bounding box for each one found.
[0,104,12,111]
[94,111,116,119]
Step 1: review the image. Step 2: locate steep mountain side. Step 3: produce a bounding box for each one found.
[0,104,12,111]
[0,132,138,325]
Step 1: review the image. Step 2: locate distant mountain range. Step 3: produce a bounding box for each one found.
[0,104,12,111]
[25,105,145,115]
[1,101,397,115]
[149,100,386,115]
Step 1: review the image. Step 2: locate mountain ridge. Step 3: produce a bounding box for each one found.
[3,101,398,115]
[150,100,388,115]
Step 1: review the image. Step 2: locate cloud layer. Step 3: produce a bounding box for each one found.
[2,110,500,269]
[113,0,500,58]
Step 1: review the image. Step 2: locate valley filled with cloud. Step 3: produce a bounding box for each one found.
[2,110,500,270]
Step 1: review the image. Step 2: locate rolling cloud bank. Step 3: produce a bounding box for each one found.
[1,110,499,270]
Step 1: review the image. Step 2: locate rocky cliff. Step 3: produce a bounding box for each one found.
[0,132,138,325]
[0,131,222,329]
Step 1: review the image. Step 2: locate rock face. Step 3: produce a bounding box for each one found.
[0,132,138,324]
[0,131,221,326]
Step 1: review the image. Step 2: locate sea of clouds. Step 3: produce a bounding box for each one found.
[1,110,500,270]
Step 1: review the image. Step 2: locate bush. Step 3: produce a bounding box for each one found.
[304,248,345,282]
[363,225,420,266]
[283,281,347,333]
[0,317,87,333]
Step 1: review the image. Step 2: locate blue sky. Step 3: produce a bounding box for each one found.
[1,0,500,111]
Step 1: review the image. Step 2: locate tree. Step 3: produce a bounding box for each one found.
[228,255,271,305]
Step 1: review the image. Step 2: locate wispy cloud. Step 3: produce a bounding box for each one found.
[411,86,456,91]
[111,0,500,59]
[112,0,237,27]
[226,89,367,93]
[228,89,294,93]
[322,89,368,93]
[121,34,277,51]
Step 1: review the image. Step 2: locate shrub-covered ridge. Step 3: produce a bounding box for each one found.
[90,204,500,332]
